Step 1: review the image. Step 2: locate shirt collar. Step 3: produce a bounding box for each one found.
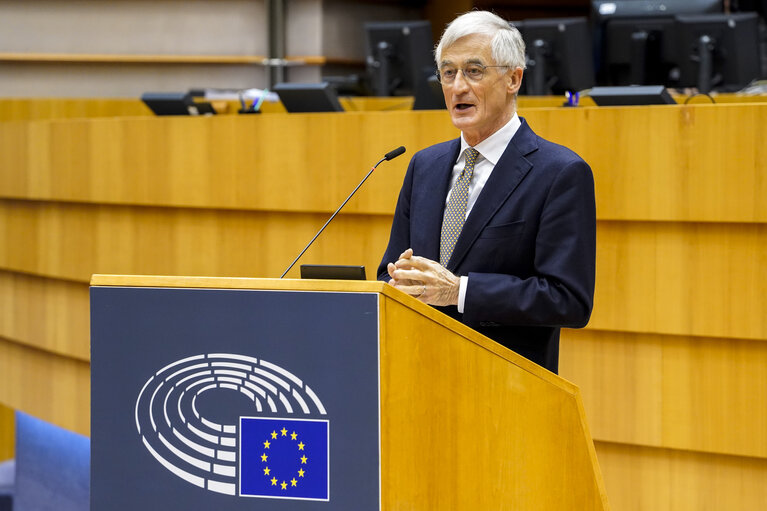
[458,113,521,165]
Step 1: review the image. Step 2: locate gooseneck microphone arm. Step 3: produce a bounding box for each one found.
[279,146,406,278]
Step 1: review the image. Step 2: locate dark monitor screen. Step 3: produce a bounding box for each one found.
[591,0,722,84]
[272,82,344,113]
[518,17,595,95]
[364,20,434,97]
[603,17,677,85]
[674,12,762,92]
[735,0,767,19]
[412,74,445,110]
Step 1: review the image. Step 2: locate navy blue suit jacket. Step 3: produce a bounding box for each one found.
[377,118,596,373]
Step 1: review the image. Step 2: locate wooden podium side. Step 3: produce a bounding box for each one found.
[380,289,607,510]
[91,274,608,510]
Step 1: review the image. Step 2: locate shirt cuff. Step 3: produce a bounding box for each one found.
[457,275,468,313]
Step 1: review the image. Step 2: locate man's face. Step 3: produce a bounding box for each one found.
[439,34,521,146]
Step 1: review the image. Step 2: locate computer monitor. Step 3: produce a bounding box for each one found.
[364,20,434,97]
[141,92,216,116]
[674,12,762,93]
[412,74,445,110]
[603,17,677,85]
[591,0,723,85]
[517,17,595,95]
[272,82,344,113]
[589,85,676,105]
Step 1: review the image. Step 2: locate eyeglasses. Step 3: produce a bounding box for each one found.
[436,63,509,84]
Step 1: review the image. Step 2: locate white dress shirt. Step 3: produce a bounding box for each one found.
[448,114,522,312]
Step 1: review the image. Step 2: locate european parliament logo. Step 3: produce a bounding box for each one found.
[134,353,330,500]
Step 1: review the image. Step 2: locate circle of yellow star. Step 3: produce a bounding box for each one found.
[260,453,268,462]
[270,430,278,439]
[297,441,305,451]
[270,477,277,486]
[280,480,288,490]
[298,468,305,477]
[300,455,308,464]
[290,431,298,440]
[263,440,270,449]
[291,478,298,487]
[263,467,270,475]
[281,427,288,436]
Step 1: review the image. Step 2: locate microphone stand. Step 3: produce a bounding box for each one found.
[279,146,405,278]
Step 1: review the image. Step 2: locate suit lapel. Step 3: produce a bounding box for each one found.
[447,119,539,270]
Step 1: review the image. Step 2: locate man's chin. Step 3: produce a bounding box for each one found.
[449,111,477,130]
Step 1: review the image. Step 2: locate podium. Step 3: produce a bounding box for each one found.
[90,275,609,510]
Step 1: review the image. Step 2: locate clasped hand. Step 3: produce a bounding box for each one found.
[386,248,460,306]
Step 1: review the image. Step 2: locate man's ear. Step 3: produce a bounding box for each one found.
[507,67,524,95]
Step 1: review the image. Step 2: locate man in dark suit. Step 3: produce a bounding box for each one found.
[377,11,596,373]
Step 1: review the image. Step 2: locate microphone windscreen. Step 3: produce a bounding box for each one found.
[384,146,406,161]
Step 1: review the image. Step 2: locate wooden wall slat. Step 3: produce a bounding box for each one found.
[561,329,767,459]
[0,337,90,435]
[0,98,151,121]
[0,270,89,360]
[0,200,395,282]
[594,441,767,511]
[591,221,767,340]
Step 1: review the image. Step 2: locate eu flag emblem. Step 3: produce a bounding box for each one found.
[240,417,329,500]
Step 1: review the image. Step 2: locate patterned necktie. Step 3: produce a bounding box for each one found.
[440,147,479,266]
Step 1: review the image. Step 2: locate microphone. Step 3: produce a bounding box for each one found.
[279,146,406,278]
[384,146,405,160]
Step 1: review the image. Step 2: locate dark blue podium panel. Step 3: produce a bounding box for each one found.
[91,287,380,511]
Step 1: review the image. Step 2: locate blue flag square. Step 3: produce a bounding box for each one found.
[240,417,329,500]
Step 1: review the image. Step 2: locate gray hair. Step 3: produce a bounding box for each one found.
[435,11,526,70]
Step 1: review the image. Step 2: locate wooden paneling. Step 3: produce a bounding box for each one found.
[592,221,767,340]
[0,113,448,212]
[0,403,13,461]
[0,201,395,282]
[0,336,90,435]
[525,104,767,223]
[594,441,767,511]
[0,271,89,360]
[561,329,767,459]
[2,94,764,121]
[2,105,766,222]
[0,98,152,120]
